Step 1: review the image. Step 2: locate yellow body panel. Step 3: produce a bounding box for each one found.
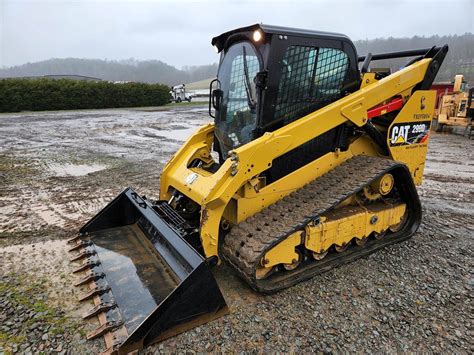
[159,58,435,259]
[263,231,302,268]
[261,202,406,270]
[387,91,435,185]
[360,72,378,88]
[304,203,406,253]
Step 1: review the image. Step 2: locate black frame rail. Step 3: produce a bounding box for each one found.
[358,47,443,62]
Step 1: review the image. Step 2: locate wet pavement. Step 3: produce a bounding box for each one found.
[0,106,473,353]
[0,106,209,233]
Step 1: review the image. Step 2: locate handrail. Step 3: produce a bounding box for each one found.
[358,47,441,62]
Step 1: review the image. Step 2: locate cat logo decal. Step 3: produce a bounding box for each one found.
[389,121,431,146]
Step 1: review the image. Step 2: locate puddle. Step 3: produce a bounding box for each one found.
[135,125,200,142]
[49,163,106,176]
[161,126,199,141]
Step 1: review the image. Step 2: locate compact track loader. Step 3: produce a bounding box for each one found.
[68,24,447,353]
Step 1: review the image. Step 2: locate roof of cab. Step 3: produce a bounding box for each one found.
[211,23,351,49]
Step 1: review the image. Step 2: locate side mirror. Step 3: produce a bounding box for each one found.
[208,78,221,118]
[212,89,223,111]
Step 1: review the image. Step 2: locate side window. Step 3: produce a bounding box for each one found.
[226,54,259,121]
[214,42,261,158]
[275,46,349,125]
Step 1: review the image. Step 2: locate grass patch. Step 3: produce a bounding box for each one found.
[32,301,50,313]
[78,328,88,337]
[0,154,37,185]
[0,228,63,246]
[0,230,36,239]
[0,275,81,352]
[165,101,207,107]
[134,100,207,111]
[1,275,46,307]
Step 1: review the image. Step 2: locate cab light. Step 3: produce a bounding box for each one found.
[253,30,263,42]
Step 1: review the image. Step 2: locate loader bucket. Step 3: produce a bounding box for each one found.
[68,187,228,354]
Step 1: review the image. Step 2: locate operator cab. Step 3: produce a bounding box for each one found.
[210,24,361,162]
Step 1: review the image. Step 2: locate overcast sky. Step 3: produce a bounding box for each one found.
[1,0,473,68]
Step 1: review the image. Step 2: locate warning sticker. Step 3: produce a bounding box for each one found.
[389,121,431,146]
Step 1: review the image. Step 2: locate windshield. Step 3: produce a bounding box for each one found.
[215,42,261,159]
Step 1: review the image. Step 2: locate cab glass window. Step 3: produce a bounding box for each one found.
[215,42,261,158]
[275,46,349,125]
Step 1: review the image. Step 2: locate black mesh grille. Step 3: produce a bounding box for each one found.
[267,45,349,183]
[275,46,349,125]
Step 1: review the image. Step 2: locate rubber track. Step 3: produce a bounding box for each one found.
[221,155,421,293]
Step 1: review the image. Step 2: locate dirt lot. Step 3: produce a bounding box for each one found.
[0,106,472,354]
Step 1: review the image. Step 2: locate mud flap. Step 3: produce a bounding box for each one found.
[68,187,228,354]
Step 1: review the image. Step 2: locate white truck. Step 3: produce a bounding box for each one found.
[169,84,193,103]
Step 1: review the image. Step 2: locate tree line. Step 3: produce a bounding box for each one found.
[0,33,472,85]
[0,58,218,86]
[0,78,170,112]
[354,33,474,83]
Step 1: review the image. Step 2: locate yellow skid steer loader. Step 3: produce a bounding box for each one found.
[68,24,447,353]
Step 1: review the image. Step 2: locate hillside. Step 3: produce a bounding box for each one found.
[1,33,472,85]
[185,78,212,90]
[0,58,218,86]
[354,33,474,83]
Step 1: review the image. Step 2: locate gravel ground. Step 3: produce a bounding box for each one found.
[0,106,472,353]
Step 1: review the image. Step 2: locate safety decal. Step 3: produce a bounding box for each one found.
[389,121,431,146]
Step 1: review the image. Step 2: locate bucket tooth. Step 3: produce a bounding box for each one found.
[74,271,105,287]
[69,249,97,262]
[68,240,92,252]
[67,234,83,244]
[73,260,100,274]
[79,285,111,302]
[87,321,123,340]
[83,302,117,320]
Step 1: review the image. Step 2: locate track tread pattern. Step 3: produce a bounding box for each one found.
[221,155,411,292]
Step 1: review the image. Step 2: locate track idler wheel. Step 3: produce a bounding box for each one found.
[312,250,328,260]
[282,251,302,271]
[361,173,395,202]
[335,243,349,252]
[389,211,408,233]
[373,231,387,240]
